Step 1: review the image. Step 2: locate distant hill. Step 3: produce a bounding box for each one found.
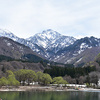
[0,37,45,63]
[0,61,44,73]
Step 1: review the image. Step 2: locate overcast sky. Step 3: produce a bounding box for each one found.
[0,0,100,39]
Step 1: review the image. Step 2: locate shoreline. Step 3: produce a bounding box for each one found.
[0,86,100,92]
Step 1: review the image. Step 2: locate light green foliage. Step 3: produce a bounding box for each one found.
[86,83,90,87]
[42,73,52,85]
[52,77,68,84]
[37,72,52,85]
[26,70,37,85]
[0,69,68,86]
[7,74,20,86]
[0,71,20,86]
[37,71,44,83]
[6,70,20,86]
[15,69,37,85]
[15,69,28,85]
[6,70,14,76]
[0,77,8,86]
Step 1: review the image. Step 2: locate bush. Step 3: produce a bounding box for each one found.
[52,77,68,84]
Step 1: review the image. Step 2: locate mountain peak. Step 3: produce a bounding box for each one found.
[26,29,76,55]
[0,29,11,35]
[0,29,20,41]
[41,29,61,40]
[42,29,60,34]
[43,29,54,32]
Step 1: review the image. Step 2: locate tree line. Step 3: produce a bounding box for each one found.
[0,69,68,87]
[44,65,99,86]
[0,65,98,87]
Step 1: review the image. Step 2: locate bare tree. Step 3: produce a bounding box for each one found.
[78,76,86,84]
[63,75,76,84]
[89,71,99,85]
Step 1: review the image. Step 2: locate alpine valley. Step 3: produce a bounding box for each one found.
[0,29,100,67]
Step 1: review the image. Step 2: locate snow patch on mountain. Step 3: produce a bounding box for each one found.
[76,58,83,63]
[7,42,12,46]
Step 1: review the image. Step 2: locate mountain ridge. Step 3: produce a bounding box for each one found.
[0,28,100,67]
[0,29,76,58]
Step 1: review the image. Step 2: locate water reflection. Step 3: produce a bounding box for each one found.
[0,91,99,100]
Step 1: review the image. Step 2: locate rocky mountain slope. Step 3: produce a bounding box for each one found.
[0,37,44,62]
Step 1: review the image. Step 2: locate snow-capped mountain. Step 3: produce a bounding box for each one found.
[0,29,19,41]
[27,29,62,48]
[0,29,45,57]
[1,28,100,67]
[27,29,76,55]
[53,36,100,66]
[0,29,76,58]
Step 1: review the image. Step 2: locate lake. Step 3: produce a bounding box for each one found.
[0,91,100,100]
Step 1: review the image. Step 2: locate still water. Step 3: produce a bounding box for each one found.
[0,91,100,100]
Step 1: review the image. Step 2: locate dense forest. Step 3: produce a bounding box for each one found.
[44,66,96,78]
[44,65,99,85]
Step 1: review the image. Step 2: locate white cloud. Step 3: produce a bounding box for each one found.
[0,0,100,38]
